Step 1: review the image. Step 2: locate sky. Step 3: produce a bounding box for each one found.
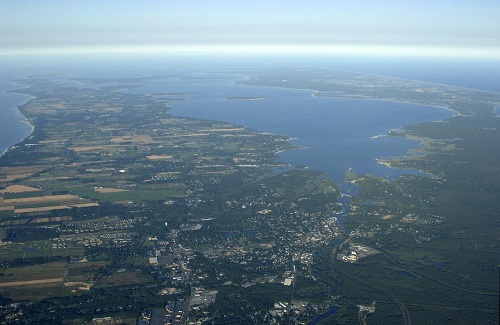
[1,0,500,58]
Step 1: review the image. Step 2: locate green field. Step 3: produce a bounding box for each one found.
[2,191,45,200]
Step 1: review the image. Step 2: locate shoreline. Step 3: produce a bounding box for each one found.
[0,115,35,159]
[1,70,463,183]
[304,64,500,96]
[0,83,36,159]
[233,79,461,181]
[312,92,460,116]
[236,80,462,117]
[172,78,455,182]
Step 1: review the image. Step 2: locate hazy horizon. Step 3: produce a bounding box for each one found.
[2,0,500,59]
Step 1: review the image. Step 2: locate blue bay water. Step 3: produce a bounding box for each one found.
[1,55,498,188]
[118,67,454,187]
[155,82,454,186]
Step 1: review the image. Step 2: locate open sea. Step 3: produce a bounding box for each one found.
[1,54,499,187]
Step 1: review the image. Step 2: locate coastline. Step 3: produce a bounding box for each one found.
[169,76,456,186]
[0,116,35,159]
[306,64,500,95]
[312,92,460,116]
[0,83,36,159]
[236,80,461,118]
[0,116,34,159]
[233,75,469,182]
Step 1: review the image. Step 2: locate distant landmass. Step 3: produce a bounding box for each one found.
[225,96,270,100]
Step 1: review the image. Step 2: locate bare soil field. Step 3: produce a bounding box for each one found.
[71,145,106,152]
[94,187,130,193]
[0,278,64,287]
[111,134,154,143]
[71,203,100,208]
[14,205,70,213]
[0,194,81,206]
[64,281,93,290]
[14,202,98,214]
[0,185,42,194]
[0,166,47,183]
[146,155,173,160]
